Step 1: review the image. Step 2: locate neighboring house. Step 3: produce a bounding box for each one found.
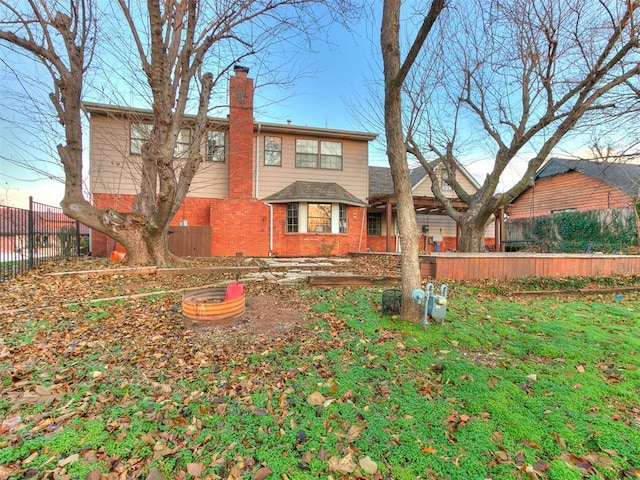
[506,158,640,248]
[508,158,640,219]
[367,165,496,252]
[86,66,377,257]
[0,206,89,258]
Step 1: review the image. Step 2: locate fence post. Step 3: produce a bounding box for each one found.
[75,219,81,256]
[28,196,35,269]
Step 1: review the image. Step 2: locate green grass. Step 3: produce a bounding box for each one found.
[1,285,639,479]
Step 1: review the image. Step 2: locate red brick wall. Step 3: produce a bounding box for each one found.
[508,171,633,219]
[366,235,460,253]
[91,193,135,256]
[91,194,219,257]
[270,204,368,256]
[172,197,214,226]
[228,67,254,199]
[209,198,271,256]
[366,236,396,253]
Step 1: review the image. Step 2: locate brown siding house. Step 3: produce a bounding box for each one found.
[508,158,640,220]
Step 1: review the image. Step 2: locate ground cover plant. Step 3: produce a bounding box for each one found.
[1,259,639,479]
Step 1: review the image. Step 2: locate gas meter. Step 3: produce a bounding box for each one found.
[411,282,448,327]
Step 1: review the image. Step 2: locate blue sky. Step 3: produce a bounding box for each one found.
[0,7,388,209]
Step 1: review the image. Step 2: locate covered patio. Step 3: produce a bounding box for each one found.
[367,192,505,253]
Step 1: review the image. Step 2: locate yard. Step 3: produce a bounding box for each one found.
[1,257,639,480]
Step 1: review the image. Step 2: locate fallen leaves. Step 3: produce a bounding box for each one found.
[328,453,357,474]
[2,258,640,479]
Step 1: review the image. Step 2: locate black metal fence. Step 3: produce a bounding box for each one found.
[0,197,89,282]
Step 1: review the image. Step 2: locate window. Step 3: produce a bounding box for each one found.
[339,204,347,234]
[295,139,342,169]
[321,141,342,169]
[286,203,299,233]
[131,123,191,158]
[367,212,382,235]
[295,139,318,168]
[286,203,350,234]
[441,169,452,191]
[175,128,192,158]
[308,203,332,232]
[264,136,282,166]
[130,123,152,155]
[207,131,226,162]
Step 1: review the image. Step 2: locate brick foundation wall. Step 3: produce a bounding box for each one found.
[366,236,396,253]
[366,235,462,253]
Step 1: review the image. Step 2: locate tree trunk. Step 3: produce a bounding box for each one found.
[456,210,491,252]
[397,196,422,321]
[381,0,422,322]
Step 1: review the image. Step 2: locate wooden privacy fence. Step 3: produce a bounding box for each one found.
[168,226,211,257]
[420,253,640,281]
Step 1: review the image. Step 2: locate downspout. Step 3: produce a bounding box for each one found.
[358,207,365,252]
[255,123,261,198]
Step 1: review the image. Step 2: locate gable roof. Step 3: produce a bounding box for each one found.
[368,162,480,198]
[537,158,640,196]
[261,181,367,206]
[368,166,428,197]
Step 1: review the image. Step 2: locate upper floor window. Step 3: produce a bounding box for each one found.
[441,169,453,191]
[130,123,191,158]
[175,128,192,158]
[295,139,342,170]
[130,123,152,155]
[207,131,226,162]
[264,136,282,166]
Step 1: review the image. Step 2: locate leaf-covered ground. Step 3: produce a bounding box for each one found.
[1,256,639,480]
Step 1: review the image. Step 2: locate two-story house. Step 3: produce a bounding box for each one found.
[86,66,377,258]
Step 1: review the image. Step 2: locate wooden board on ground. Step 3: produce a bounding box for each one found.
[309,275,401,287]
[45,266,157,277]
[157,266,259,276]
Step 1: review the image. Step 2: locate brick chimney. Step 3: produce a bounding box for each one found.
[228,65,254,198]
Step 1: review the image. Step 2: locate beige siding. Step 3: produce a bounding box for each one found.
[188,161,229,198]
[91,114,368,200]
[256,134,369,202]
[90,115,139,195]
[412,167,477,198]
[90,113,229,198]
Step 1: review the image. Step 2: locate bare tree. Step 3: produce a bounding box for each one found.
[589,144,640,247]
[381,0,445,321]
[0,0,361,265]
[404,0,640,252]
[0,0,96,235]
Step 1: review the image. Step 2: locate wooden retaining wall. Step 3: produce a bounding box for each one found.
[420,253,640,281]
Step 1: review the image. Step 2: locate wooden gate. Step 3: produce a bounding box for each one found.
[168,226,211,257]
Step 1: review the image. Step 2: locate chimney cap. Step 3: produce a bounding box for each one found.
[234,65,250,74]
